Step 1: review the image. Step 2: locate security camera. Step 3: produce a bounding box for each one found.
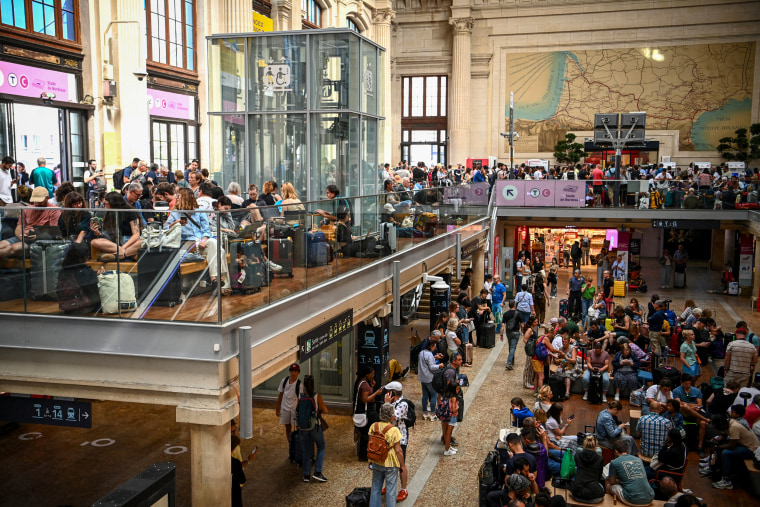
[133,70,148,81]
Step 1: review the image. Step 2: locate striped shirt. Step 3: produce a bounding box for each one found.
[637,413,673,457]
[727,339,757,374]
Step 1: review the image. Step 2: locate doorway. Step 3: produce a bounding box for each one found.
[13,104,61,170]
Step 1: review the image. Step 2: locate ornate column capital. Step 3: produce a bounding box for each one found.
[373,7,396,25]
[449,16,474,34]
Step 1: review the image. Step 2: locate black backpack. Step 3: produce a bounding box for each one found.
[112,168,125,190]
[478,451,500,486]
[399,398,416,428]
[432,365,454,394]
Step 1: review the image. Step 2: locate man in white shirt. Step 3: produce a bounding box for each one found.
[0,156,14,205]
[276,363,302,448]
[533,168,544,180]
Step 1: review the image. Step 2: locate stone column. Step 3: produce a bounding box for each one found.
[189,422,230,506]
[272,0,292,31]
[448,16,473,165]
[373,7,395,166]
[112,0,149,164]
[225,0,252,32]
[472,246,485,299]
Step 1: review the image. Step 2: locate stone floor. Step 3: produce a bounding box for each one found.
[1,257,759,505]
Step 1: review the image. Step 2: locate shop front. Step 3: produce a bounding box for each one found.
[147,87,199,173]
[0,58,90,195]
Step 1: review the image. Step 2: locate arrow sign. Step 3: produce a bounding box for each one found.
[0,396,92,429]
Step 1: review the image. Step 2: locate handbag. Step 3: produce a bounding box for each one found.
[319,414,329,431]
[352,380,368,428]
[141,223,181,250]
[650,453,664,471]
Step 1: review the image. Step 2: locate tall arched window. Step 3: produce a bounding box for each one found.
[346,18,358,32]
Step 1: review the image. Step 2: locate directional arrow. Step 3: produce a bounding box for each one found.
[506,189,514,196]
[82,412,89,420]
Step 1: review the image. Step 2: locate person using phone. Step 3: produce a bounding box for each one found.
[84,159,107,207]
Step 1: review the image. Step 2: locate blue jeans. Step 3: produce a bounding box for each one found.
[582,298,593,319]
[582,370,610,392]
[547,449,562,476]
[492,302,503,332]
[421,382,437,413]
[721,445,753,478]
[506,331,520,367]
[301,426,326,478]
[371,463,399,507]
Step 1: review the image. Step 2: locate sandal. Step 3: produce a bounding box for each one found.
[397,489,408,502]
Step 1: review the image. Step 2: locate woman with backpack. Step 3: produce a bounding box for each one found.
[298,375,328,483]
[354,366,384,461]
[523,316,540,389]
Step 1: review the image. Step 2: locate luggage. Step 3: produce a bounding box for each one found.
[0,268,28,301]
[268,238,294,277]
[702,189,715,209]
[465,343,474,364]
[674,271,685,289]
[380,222,397,252]
[267,218,292,239]
[56,265,100,313]
[559,299,569,319]
[97,271,137,314]
[137,248,183,307]
[614,280,626,297]
[588,371,604,404]
[29,240,69,300]
[230,241,264,294]
[548,375,565,401]
[626,193,637,206]
[665,191,675,207]
[307,241,332,267]
[653,365,681,387]
[479,322,496,348]
[289,427,302,466]
[345,487,371,507]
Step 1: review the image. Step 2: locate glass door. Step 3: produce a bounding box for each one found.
[0,101,14,160]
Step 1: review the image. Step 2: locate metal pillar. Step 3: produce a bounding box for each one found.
[238,326,252,439]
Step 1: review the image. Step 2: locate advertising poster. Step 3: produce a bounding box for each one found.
[739,234,754,286]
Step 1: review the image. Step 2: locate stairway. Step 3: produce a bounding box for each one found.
[416,260,471,319]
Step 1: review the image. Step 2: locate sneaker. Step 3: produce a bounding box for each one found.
[268,260,283,272]
[429,414,438,421]
[583,392,588,401]
[303,476,310,482]
[506,364,513,370]
[397,489,409,502]
[698,448,706,458]
[422,413,430,421]
[614,393,620,401]
[698,467,712,477]
[312,473,327,482]
[443,448,457,456]
[450,437,459,446]
[602,394,608,402]
[712,479,733,489]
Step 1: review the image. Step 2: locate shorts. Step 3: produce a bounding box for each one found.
[610,484,651,507]
[682,362,701,377]
[532,359,545,373]
[593,185,604,194]
[279,408,295,425]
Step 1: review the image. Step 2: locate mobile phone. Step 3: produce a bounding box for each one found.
[569,414,575,420]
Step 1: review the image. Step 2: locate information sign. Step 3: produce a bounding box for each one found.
[298,309,353,361]
[0,395,92,428]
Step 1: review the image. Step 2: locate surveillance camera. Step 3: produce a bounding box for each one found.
[133,71,148,81]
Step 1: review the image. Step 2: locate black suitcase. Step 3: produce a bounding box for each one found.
[289,429,302,466]
[548,375,566,401]
[345,487,371,507]
[137,248,183,307]
[674,271,685,289]
[588,371,604,404]
[230,241,264,294]
[410,342,423,373]
[479,482,503,507]
[479,322,496,348]
[29,240,69,300]
[0,268,29,301]
[653,365,681,387]
[268,238,294,277]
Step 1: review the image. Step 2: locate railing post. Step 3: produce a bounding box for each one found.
[392,261,401,327]
[456,233,462,279]
[238,326,252,439]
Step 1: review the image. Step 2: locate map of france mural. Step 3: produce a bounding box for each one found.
[506,42,755,153]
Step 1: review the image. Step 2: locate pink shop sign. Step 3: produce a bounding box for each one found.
[147,89,195,121]
[0,60,77,102]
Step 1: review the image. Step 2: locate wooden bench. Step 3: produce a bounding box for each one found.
[0,257,30,269]
[85,259,207,276]
[629,408,642,438]
[553,488,666,507]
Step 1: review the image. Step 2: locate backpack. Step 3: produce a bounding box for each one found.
[478,451,500,486]
[367,423,391,463]
[650,191,663,209]
[524,332,537,357]
[432,365,455,394]
[112,168,125,190]
[280,377,301,398]
[399,398,417,428]
[295,392,317,431]
[504,311,519,334]
[535,337,549,360]
[56,268,94,313]
[566,171,575,180]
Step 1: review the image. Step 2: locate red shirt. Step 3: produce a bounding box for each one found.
[22,203,61,234]
[746,403,760,427]
[591,168,604,185]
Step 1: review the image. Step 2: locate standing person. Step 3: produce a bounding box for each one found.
[0,156,14,205]
[673,244,689,287]
[659,249,674,289]
[354,366,384,461]
[612,254,627,281]
[459,267,473,301]
[275,364,301,452]
[570,241,582,271]
[591,164,605,207]
[83,159,107,207]
[724,333,758,388]
[679,329,705,382]
[596,248,609,289]
[647,300,667,357]
[436,381,461,455]
[492,275,507,334]
[580,235,591,265]
[385,382,410,502]
[230,435,247,507]
[418,338,444,420]
[29,157,57,197]
[503,300,522,370]
[567,269,585,322]
[298,375,328,483]
[532,272,546,326]
[547,263,558,298]
[581,277,596,322]
[515,284,535,324]
[523,316,540,389]
[606,440,655,506]
[369,403,407,507]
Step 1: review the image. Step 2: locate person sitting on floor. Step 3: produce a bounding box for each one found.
[606,440,655,506]
[570,434,605,504]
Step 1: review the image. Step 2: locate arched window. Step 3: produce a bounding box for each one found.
[346,18,359,32]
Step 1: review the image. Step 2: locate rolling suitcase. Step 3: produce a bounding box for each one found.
[137,248,183,307]
[548,375,565,401]
[465,343,474,364]
[230,241,264,294]
[0,268,28,301]
[307,241,332,267]
[380,222,397,252]
[268,238,294,277]
[674,271,685,289]
[588,371,604,404]
[559,299,569,319]
[29,240,69,300]
[702,189,715,209]
[479,322,496,348]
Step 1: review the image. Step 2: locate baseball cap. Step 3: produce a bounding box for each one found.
[385,381,403,392]
[383,203,394,213]
[30,186,49,203]
[549,317,559,325]
[288,363,300,372]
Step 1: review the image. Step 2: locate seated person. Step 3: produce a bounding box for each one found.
[646,428,687,481]
[705,379,740,416]
[643,378,674,416]
[552,329,578,400]
[486,459,539,507]
[90,192,141,261]
[520,424,554,487]
[672,373,709,456]
[663,399,685,435]
[611,305,632,340]
[510,397,534,428]
[335,211,359,257]
[571,434,605,503]
[637,401,674,457]
[612,342,640,401]
[585,318,613,351]
[582,341,611,402]
[596,400,639,456]
[0,187,61,259]
[56,242,101,314]
[606,440,655,506]
[706,413,760,490]
[164,188,231,292]
[58,192,92,244]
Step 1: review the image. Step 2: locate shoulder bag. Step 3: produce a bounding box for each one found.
[141,222,181,251]
[352,381,368,427]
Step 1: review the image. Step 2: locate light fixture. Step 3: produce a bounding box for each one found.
[40,92,56,102]
[431,280,450,291]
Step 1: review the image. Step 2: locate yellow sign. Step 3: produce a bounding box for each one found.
[252,12,273,32]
